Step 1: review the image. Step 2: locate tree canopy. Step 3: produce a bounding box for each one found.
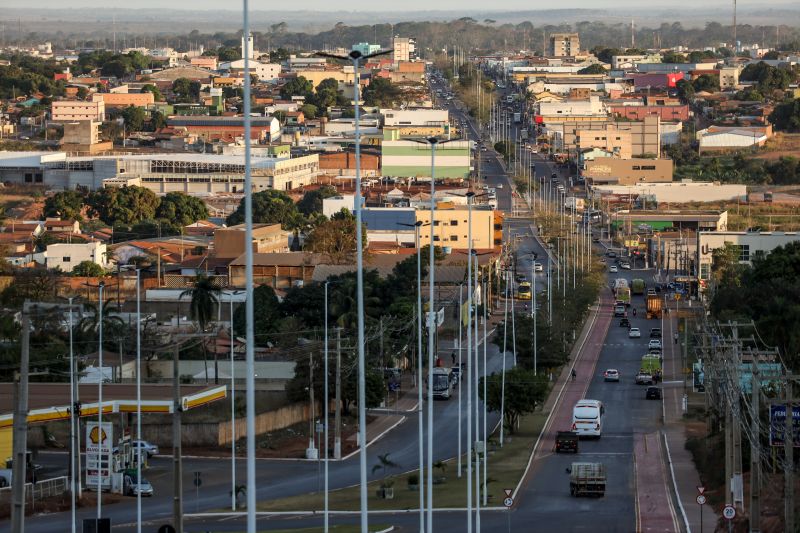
[480,368,548,433]
[155,192,209,226]
[43,190,85,221]
[87,185,160,225]
[280,76,313,100]
[362,77,401,107]
[226,190,300,228]
[770,99,800,132]
[296,186,338,217]
[71,260,105,277]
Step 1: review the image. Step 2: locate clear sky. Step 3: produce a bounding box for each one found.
[5,0,787,9]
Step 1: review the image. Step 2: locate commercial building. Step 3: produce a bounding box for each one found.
[0,151,66,185]
[322,195,357,218]
[91,92,155,109]
[549,116,662,158]
[166,116,281,143]
[416,204,502,250]
[610,53,663,69]
[549,33,580,57]
[45,241,107,272]
[609,104,690,122]
[380,108,449,137]
[220,60,282,82]
[610,210,728,234]
[583,157,673,185]
[696,231,800,281]
[392,37,417,63]
[214,223,291,259]
[696,126,770,153]
[353,42,382,56]
[51,100,105,122]
[589,181,747,204]
[381,137,471,180]
[228,252,321,289]
[39,152,319,193]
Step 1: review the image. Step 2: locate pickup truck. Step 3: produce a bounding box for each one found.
[569,462,606,497]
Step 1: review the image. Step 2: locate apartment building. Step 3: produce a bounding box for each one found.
[92,92,155,109]
[576,126,633,160]
[552,116,662,158]
[583,157,674,185]
[392,37,417,63]
[381,136,471,180]
[549,33,580,57]
[51,100,105,122]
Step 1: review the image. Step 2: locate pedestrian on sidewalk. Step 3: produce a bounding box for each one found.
[571,368,576,381]
[451,352,456,365]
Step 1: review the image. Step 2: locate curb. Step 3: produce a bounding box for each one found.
[663,431,691,533]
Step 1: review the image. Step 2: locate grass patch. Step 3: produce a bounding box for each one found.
[257,411,547,512]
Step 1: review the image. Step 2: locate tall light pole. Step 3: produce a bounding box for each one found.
[68,296,76,533]
[316,48,391,532]
[323,282,331,532]
[241,3,258,531]
[97,281,104,517]
[425,136,438,532]
[225,289,243,512]
[465,191,475,533]
[135,268,142,533]
[399,219,428,532]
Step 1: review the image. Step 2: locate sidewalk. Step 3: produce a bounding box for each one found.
[662,305,719,533]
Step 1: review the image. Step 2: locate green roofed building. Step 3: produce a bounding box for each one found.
[381,130,470,180]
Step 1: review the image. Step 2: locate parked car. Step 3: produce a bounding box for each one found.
[628,328,641,338]
[646,386,662,400]
[603,369,620,382]
[635,372,654,385]
[650,328,662,338]
[609,265,618,273]
[648,339,663,350]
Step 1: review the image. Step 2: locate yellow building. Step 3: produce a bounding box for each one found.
[417,204,502,250]
[576,125,633,160]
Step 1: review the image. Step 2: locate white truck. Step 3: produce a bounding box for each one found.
[564,197,585,212]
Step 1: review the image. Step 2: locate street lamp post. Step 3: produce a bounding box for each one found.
[316,48,392,533]
[323,282,331,532]
[425,136,438,532]
[97,281,105,517]
[135,269,142,533]
[68,296,76,533]
[399,220,428,531]
[224,289,243,512]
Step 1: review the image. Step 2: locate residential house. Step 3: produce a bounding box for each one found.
[45,241,107,272]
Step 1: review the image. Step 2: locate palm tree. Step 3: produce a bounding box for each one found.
[181,274,220,383]
[79,300,125,381]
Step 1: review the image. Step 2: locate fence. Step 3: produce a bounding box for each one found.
[0,475,68,509]
[217,401,320,446]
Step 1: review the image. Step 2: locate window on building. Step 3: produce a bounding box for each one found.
[63,257,71,263]
[738,244,750,262]
[450,220,458,226]
[433,221,440,226]
[753,249,766,261]
[433,236,440,241]
[450,236,458,241]
[700,263,710,280]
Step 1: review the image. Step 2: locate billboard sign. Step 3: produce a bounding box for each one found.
[86,421,114,488]
[769,404,800,447]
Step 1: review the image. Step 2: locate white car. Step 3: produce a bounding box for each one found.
[620,262,631,270]
[533,262,543,272]
[497,184,503,189]
[603,369,620,382]
[648,339,663,350]
[609,265,618,273]
[628,328,641,338]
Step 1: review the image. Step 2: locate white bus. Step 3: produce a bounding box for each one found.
[572,399,604,437]
[428,367,454,400]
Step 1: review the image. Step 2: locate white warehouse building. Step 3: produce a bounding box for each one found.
[696,231,800,282]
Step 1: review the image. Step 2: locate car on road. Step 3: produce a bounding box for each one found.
[571,400,604,438]
[496,183,503,189]
[124,474,154,497]
[628,327,641,338]
[609,265,618,273]
[619,318,630,328]
[648,339,663,350]
[635,372,654,385]
[603,369,620,382]
[592,237,600,243]
[620,262,631,270]
[647,288,657,296]
[515,273,526,283]
[646,386,662,400]
[607,251,616,258]
[650,328,662,338]
[613,304,626,317]
[534,262,543,272]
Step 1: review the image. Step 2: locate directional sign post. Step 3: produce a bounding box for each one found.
[723,504,736,533]
[696,494,706,505]
[697,486,707,533]
[503,488,514,533]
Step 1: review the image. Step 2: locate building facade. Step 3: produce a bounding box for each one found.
[416,205,501,250]
[45,241,107,272]
[51,100,105,122]
[696,231,800,281]
[549,33,580,57]
[392,37,417,63]
[91,92,155,109]
[583,157,673,185]
[214,223,291,259]
[381,137,470,180]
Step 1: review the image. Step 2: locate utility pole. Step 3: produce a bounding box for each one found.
[785,377,794,533]
[749,360,760,533]
[10,312,30,533]
[334,328,342,459]
[173,343,183,532]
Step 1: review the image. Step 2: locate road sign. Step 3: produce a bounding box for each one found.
[696,494,707,505]
[503,496,514,508]
[158,526,176,533]
[723,505,736,520]
[769,404,800,447]
[697,485,705,495]
[504,488,513,497]
[193,471,202,488]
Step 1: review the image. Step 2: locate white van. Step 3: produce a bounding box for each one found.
[572,399,604,438]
